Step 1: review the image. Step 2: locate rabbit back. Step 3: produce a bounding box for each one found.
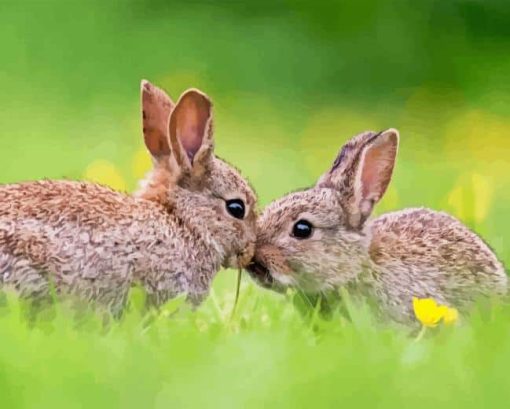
[0,180,220,310]
[365,207,507,321]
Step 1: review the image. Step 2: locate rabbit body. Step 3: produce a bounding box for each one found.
[248,130,507,324]
[360,207,506,322]
[0,180,225,311]
[0,82,257,312]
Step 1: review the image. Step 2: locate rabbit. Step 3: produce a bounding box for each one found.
[247,129,507,324]
[0,80,257,314]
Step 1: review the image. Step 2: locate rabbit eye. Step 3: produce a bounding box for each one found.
[292,220,313,239]
[226,199,245,219]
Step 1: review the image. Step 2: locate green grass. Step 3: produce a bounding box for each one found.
[1,0,510,407]
[2,282,510,409]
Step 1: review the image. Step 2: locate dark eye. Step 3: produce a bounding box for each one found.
[226,199,245,219]
[292,219,313,239]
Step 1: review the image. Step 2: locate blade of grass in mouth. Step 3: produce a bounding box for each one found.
[231,268,242,320]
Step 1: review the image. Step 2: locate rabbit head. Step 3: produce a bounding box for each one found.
[136,80,257,269]
[247,129,399,293]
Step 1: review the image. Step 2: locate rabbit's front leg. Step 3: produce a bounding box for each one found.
[140,269,190,308]
[143,266,214,309]
[0,251,52,301]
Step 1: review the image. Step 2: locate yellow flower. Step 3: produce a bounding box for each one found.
[447,172,493,225]
[132,148,152,180]
[412,297,459,327]
[471,173,493,225]
[442,306,459,326]
[444,109,510,164]
[83,159,127,191]
[412,297,445,327]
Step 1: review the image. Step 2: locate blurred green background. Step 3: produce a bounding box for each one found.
[1,0,510,408]
[1,0,509,253]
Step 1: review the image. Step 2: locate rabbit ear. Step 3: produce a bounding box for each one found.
[318,129,399,228]
[141,80,175,160]
[168,88,213,173]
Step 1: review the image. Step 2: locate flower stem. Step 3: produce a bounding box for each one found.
[414,325,427,343]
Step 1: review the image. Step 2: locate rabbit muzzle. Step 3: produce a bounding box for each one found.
[223,240,255,270]
[246,259,275,289]
[246,257,287,293]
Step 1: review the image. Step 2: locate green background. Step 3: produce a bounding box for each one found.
[1,1,510,408]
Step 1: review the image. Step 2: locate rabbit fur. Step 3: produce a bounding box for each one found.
[247,129,507,324]
[0,81,257,313]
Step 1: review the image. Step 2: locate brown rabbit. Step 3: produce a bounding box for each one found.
[247,129,507,324]
[0,80,257,314]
